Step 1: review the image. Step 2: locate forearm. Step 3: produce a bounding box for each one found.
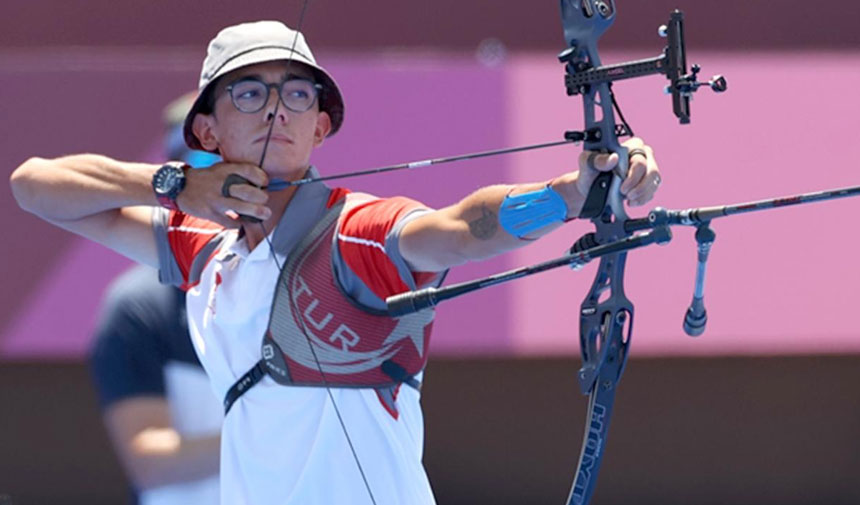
[454,172,585,259]
[402,172,585,271]
[10,154,159,222]
[128,429,221,489]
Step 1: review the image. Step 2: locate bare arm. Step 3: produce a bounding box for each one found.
[10,155,162,266]
[400,138,660,272]
[9,154,270,267]
[103,397,220,490]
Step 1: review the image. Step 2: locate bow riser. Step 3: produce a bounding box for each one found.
[559,2,648,505]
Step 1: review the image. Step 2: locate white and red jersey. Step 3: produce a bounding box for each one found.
[153,168,443,505]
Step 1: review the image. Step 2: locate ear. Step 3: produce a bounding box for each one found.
[192,113,220,152]
[313,111,332,147]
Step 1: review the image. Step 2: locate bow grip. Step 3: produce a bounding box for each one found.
[578,172,612,219]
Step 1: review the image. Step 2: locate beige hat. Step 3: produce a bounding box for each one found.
[183,20,345,151]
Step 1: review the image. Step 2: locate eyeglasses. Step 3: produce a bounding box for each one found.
[225,77,323,114]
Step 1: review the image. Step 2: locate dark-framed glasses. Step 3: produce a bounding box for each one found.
[226,77,323,114]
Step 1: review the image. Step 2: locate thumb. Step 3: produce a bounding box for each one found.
[579,150,619,174]
[595,152,619,172]
[575,152,619,198]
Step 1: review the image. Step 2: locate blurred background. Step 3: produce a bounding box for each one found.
[2,0,860,503]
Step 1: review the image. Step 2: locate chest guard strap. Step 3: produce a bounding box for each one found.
[224,194,434,415]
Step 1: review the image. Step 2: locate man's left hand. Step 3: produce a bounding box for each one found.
[575,137,661,209]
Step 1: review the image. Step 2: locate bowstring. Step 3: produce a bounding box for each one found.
[253,2,378,503]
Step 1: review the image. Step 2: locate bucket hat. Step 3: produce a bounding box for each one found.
[183,20,344,151]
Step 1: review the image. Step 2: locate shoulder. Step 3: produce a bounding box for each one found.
[154,209,235,289]
[332,191,441,303]
[337,191,433,235]
[336,191,434,267]
[162,210,227,254]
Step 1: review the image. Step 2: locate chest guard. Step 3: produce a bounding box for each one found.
[261,194,435,389]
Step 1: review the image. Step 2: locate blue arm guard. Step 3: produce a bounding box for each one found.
[499,185,570,238]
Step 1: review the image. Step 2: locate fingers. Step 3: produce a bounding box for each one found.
[577,137,662,208]
[622,144,660,207]
[228,163,269,188]
[208,211,243,229]
[578,150,619,173]
[179,162,272,225]
[625,171,660,207]
[197,199,270,228]
[218,199,272,222]
[219,167,271,221]
[619,149,648,195]
[225,181,269,205]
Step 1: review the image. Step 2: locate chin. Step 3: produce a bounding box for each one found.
[261,160,307,180]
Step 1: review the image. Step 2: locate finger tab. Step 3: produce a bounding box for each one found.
[222,173,250,198]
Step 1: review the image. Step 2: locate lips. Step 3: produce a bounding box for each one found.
[254,133,294,144]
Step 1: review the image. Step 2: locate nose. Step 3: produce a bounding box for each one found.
[265,110,284,122]
[263,87,287,123]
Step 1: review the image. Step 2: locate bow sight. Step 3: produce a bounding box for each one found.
[559,6,726,126]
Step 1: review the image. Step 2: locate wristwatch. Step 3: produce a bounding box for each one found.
[151,162,189,210]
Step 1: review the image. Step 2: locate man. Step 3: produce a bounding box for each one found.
[91,265,221,504]
[89,92,222,505]
[10,20,660,504]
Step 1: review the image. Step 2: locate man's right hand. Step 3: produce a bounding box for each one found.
[178,162,271,228]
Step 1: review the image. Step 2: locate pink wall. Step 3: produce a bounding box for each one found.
[506,51,860,356]
[0,52,516,358]
[3,50,859,358]
[5,0,858,51]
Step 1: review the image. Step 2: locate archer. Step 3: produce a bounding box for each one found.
[9,20,660,504]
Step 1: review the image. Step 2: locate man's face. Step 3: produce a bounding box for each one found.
[193,60,331,177]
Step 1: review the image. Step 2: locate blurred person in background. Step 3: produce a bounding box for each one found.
[89,93,222,505]
[11,21,661,504]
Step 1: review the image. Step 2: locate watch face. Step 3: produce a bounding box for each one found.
[155,165,184,195]
[163,170,178,186]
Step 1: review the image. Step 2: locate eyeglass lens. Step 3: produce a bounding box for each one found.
[229,78,319,113]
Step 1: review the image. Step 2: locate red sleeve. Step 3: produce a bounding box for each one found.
[337,195,435,300]
[165,210,224,289]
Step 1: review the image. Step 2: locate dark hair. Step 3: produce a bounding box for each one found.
[197,76,223,116]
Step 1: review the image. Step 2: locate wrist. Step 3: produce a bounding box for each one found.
[549,173,584,220]
[151,162,190,211]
